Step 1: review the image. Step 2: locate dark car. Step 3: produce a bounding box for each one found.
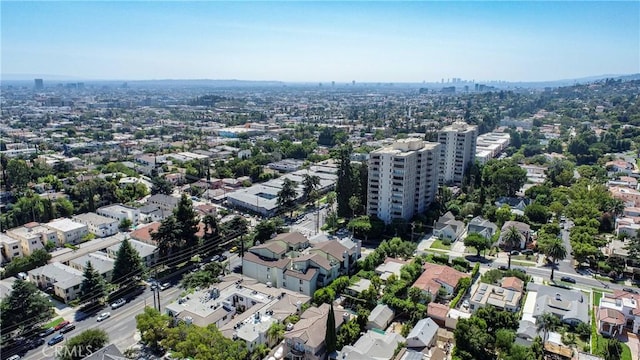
[219,255,228,262]
[29,337,45,349]
[59,323,75,334]
[39,327,55,337]
[561,276,576,284]
[53,321,70,331]
[623,288,639,294]
[498,265,508,271]
[211,255,221,262]
[48,334,64,346]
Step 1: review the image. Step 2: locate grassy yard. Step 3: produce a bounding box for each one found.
[511,260,536,267]
[593,291,603,307]
[44,317,64,329]
[430,239,452,250]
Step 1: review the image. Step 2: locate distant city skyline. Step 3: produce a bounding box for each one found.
[2,1,638,82]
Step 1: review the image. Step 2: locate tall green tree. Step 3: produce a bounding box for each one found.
[336,146,353,218]
[544,238,567,281]
[152,215,181,258]
[202,214,220,242]
[111,238,144,286]
[464,232,493,257]
[174,194,200,251]
[277,178,298,217]
[482,159,527,199]
[603,338,622,360]
[0,279,54,336]
[57,329,109,360]
[325,303,338,354]
[136,307,171,351]
[80,261,107,304]
[151,175,174,195]
[302,173,321,203]
[6,159,30,192]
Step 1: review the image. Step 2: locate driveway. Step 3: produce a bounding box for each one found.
[626,332,639,360]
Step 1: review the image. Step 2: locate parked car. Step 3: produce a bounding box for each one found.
[159,283,171,291]
[96,312,111,322]
[211,255,221,262]
[48,334,64,346]
[522,249,534,255]
[510,250,520,256]
[59,323,75,334]
[7,355,21,360]
[53,321,70,331]
[39,327,55,337]
[111,298,126,310]
[623,287,638,294]
[29,338,45,349]
[219,255,228,262]
[462,300,470,309]
[560,276,576,284]
[229,246,238,253]
[498,265,508,271]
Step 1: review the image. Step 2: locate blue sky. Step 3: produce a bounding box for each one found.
[1,1,639,82]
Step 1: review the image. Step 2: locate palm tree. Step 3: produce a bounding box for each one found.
[536,312,560,343]
[544,238,567,281]
[266,322,285,346]
[502,226,522,270]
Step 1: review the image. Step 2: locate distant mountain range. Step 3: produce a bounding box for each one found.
[1,73,639,89]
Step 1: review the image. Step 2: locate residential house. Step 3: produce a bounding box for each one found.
[412,263,470,298]
[501,277,525,293]
[138,204,165,223]
[433,212,465,242]
[97,204,141,226]
[107,239,158,268]
[243,233,358,297]
[366,304,395,331]
[130,222,161,245]
[73,212,119,238]
[597,290,640,336]
[615,217,640,238]
[28,262,84,303]
[146,194,180,214]
[469,283,522,313]
[606,160,635,175]
[466,216,498,239]
[284,303,348,360]
[0,233,22,263]
[6,222,57,256]
[405,317,439,349]
[499,221,532,250]
[495,197,532,216]
[337,330,405,360]
[530,284,589,327]
[166,275,310,352]
[610,187,640,208]
[608,176,638,189]
[346,278,372,297]
[375,258,408,281]
[45,218,89,245]
[69,252,116,282]
[426,302,450,328]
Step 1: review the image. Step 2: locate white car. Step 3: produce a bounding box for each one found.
[96,312,111,322]
[462,300,470,309]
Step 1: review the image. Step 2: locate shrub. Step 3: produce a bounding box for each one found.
[442,238,452,246]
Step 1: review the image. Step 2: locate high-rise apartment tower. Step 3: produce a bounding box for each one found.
[438,122,478,186]
[367,139,440,224]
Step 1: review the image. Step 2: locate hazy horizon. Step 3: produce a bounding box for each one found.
[2,1,639,83]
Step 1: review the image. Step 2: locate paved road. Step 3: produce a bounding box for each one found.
[289,207,330,238]
[23,285,182,360]
[558,220,577,275]
[20,253,242,360]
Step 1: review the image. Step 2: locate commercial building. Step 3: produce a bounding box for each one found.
[73,212,119,238]
[45,218,89,245]
[438,122,478,185]
[367,138,440,224]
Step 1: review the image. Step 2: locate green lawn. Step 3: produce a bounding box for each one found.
[511,260,536,267]
[44,317,64,329]
[593,291,603,307]
[622,343,632,360]
[430,239,452,250]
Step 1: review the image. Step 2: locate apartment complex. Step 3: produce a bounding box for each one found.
[45,218,89,245]
[73,212,119,238]
[6,222,57,256]
[367,138,440,224]
[438,122,478,185]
